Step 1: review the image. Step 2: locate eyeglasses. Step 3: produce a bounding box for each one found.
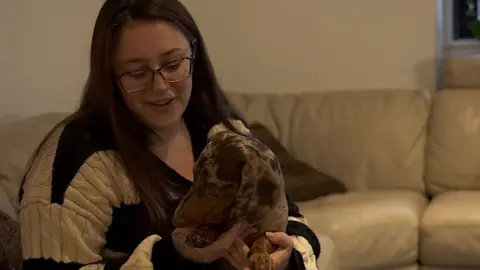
[117,56,194,94]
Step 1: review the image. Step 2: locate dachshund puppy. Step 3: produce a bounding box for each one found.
[173,121,288,270]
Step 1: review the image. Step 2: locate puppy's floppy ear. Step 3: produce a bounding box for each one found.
[238,160,257,195]
[233,161,279,223]
[256,169,278,208]
[232,161,258,222]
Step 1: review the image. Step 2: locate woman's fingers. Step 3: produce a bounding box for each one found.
[201,223,243,255]
[233,238,250,259]
[224,238,250,269]
[173,224,253,264]
[237,223,251,236]
[265,232,294,249]
[235,238,250,257]
[239,225,257,239]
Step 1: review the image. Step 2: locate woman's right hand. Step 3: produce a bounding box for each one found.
[172,223,251,264]
[223,225,257,269]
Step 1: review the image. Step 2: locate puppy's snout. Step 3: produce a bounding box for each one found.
[176,216,185,224]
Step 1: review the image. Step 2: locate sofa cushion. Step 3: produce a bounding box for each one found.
[297,190,428,270]
[420,191,480,267]
[249,122,346,201]
[0,113,67,211]
[227,90,428,192]
[426,90,480,195]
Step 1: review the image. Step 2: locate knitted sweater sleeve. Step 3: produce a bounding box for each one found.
[286,195,321,270]
[19,150,198,270]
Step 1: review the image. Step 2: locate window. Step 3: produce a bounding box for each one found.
[441,0,480,58]
[438,0,480,90]
[452,0,478,40]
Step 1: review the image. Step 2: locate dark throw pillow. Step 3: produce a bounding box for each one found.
[249,122,346,202]
[0,210,21,270]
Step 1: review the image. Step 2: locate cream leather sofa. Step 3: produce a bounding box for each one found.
[228,89,480,270]
[1,89,479,270]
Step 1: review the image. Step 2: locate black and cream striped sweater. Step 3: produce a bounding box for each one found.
[19,117,320,270]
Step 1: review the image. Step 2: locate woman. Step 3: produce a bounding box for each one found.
[19,0,320,269]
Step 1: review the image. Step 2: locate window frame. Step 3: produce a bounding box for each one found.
[436,0,480,90]
[440,0,480,58]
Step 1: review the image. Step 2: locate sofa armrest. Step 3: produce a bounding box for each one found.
[317,234,339,270]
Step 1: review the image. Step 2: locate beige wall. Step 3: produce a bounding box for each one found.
[0,1,103,117]
[0,0,437,117]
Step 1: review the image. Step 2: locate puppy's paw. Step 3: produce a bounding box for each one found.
[248,252,275,270]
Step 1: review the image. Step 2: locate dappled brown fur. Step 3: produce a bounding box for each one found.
[173,122,288,270]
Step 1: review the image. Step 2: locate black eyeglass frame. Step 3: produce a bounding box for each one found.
[116,55,195,94]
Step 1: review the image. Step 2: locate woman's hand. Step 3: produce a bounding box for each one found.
[244,232,294,270]
[266,232,294,269]
[172,223,250,264]
[224,238,250,269]
[223,226,257,269]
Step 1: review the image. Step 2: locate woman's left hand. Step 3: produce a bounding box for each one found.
[265,232,294,270]
[244,232,294,270]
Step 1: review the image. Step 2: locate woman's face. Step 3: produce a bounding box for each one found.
[113,20,193,130]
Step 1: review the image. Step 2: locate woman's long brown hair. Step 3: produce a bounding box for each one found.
[20,0,245,233]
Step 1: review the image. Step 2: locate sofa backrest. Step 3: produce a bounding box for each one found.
[228,90,429,193]
[426,89,480,196]
[0,89,434,204]
[0,113,68,212]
